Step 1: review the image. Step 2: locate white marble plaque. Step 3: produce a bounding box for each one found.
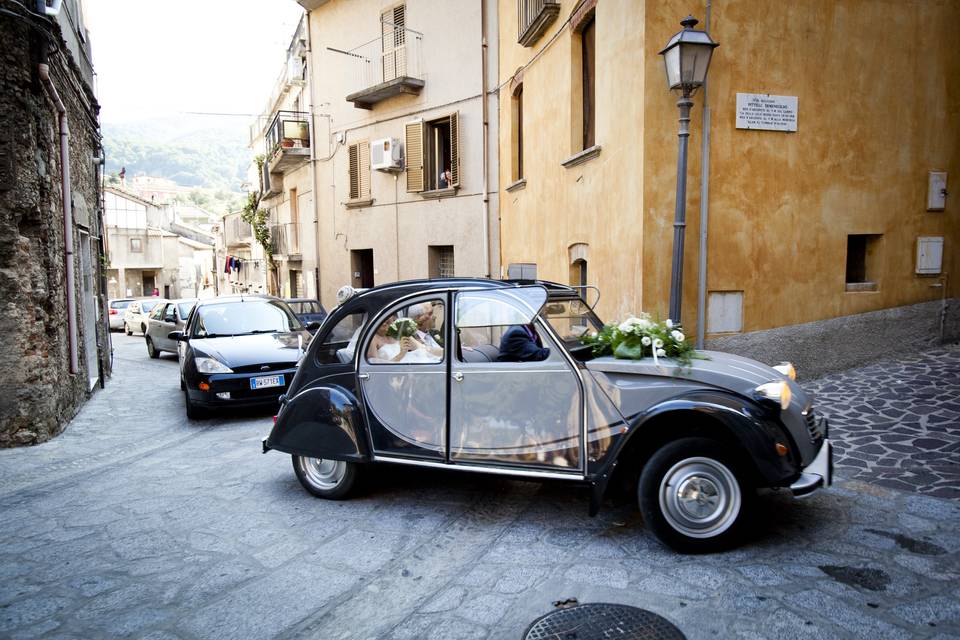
[735,93,798,132]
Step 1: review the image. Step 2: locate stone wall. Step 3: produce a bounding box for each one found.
[0,12,109,447]
[707,298,960,381]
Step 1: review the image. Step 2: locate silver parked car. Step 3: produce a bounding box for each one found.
[107,298,135,331]
[123,298,167,336]
[144,298,197,358]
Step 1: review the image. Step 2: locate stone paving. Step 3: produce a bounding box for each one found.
[806,346,960,499]
[0,334,958,639]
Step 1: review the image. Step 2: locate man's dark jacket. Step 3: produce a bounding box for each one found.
[497,325,550,362]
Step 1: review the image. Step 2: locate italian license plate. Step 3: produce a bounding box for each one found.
[250,374,284,390]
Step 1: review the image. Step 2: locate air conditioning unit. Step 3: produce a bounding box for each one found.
[371,138,403,172]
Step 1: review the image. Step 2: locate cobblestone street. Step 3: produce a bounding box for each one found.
[0,335,958,640]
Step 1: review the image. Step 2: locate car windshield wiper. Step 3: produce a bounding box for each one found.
[232,329,279,336]
[198,333,237,338]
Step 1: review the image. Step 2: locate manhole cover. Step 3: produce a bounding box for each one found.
[523,603,685,640]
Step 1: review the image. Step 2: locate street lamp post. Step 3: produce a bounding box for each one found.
[659,16,718,324]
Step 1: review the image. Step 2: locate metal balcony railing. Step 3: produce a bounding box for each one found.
[518,0,560,46]
[270,222,301,256]
[336,23,424,109]
[265,110,311,158]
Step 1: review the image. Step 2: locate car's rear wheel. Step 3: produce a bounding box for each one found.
[184,389,207,420]
[146,337,159,359]
[140,322,146,334]
[639,437,752,553]
[124,323,132,336]
[292,455,358,500]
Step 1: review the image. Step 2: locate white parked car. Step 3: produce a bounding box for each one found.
[123,298,167,336]
[107,298,135,331]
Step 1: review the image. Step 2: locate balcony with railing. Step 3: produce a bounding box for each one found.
[518,0,560,46]
[224,215,253,248]
[264,110,311,175]
[338,23,424,109]
[270,222,301,257]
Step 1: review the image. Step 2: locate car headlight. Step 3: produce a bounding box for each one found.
[195,356,233,374]
[755,380,791,410]
[772,362,797,380]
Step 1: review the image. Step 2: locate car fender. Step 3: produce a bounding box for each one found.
[265,384,369,462]
[605,389,797,488]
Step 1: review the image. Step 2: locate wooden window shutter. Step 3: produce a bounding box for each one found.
[405,120,424,192]
[449,111,460,188]
[359,141,371,199]
[381,5,406,81]
[348,143,359,200]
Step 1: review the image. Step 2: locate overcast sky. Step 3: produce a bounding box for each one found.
[84,0,304,124]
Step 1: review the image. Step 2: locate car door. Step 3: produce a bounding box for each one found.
[449,287,584,473]
[157,303,177,351]
[356,294,448,461]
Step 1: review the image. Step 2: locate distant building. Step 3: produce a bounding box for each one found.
[214,211,269,296]
[0,0,111,446]
[103,188,216,301]
[127,175,191,205]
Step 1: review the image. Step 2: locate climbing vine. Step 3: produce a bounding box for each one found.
[241,154,278,292]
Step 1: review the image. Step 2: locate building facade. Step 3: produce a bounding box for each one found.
[250,14,318,299]
[214,211,269,296]
[0,1,111,446]
[498,0,959,375]
[297,0,500,306]
[104,188,216,301]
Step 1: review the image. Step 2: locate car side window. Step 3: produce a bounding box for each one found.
[314,312,366,365]
[149,305,163,320]
[365,299,445,365]
[164,304,175,323]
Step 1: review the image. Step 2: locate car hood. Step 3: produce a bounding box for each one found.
[585,350,808,408]
[192,331,311,369]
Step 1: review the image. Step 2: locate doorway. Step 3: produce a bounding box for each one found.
[351,249,374,288]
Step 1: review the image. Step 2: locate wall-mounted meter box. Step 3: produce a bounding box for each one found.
[928,172,947,211]
[916,236,944,275]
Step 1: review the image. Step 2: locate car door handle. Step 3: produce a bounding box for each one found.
[452,372,463,382]
[358,373,369,380]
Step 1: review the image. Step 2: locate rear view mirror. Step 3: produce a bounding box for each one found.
[168,331,185,341]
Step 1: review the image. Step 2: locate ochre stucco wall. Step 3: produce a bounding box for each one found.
[500,0,959,335]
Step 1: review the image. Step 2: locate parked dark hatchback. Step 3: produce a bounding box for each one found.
[263,279,832,552]
[172,296,312,419]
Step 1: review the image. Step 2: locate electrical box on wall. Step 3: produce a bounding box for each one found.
[916,236,944,275]
[928,172,947,211]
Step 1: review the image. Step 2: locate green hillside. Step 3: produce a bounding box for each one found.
[102,115,253,214]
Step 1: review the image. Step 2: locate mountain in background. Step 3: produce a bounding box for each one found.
[102,114,254,214]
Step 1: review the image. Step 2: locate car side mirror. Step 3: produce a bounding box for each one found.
[306,321,322,331]
[168,331,186,341]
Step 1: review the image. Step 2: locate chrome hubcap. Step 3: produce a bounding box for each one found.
[299,457,346,490]
[659,456,741,539]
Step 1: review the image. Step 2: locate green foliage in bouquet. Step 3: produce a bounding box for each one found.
[580,313,703,367]
[386,318,419,340]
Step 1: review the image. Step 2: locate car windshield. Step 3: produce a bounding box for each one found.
[140,300,162,313]
[178,302,196,319]
[110,300,132,309]
[542,298,603,342]
[192,300,302,338]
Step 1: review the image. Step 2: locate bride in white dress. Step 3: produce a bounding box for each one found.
[367,315,442,363]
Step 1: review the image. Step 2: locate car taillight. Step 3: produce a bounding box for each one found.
[109,309,117,315]
[273,415,277,424]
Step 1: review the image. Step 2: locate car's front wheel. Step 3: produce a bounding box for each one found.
[146,337,159,359]
[140,322,147,334]
[292,455,358,500]
[184,389,207,420]
[639,437,753,553]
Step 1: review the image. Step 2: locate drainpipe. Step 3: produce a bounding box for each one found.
[39,63,79,375]
[695,0,712,349]
[480,0,491,278]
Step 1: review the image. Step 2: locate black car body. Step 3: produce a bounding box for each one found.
[263,279,832,552]
[173,296,312,418]
[284,298,328,331]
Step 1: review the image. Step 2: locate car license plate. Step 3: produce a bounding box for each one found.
[250,374,284,390]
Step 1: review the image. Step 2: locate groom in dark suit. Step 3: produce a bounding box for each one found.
[497,324,550,362]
